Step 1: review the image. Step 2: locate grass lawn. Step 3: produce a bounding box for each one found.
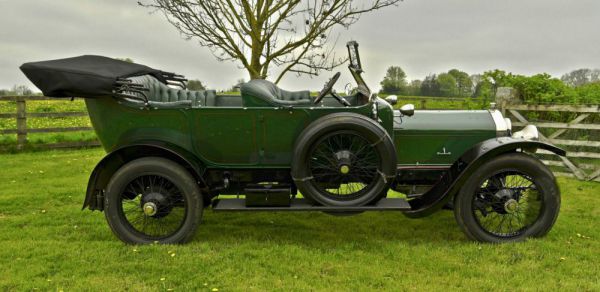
[0,149,599,291]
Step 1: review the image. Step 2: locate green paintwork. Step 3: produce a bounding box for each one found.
[85,96,393,169]
[394,110,497,166]
[85,95,497,169]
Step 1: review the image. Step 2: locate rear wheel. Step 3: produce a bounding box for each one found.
[292,113,396,207]
[104,157,203,244]
[454,153,560,243]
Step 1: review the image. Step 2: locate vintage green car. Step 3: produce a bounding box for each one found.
[21,42,565,244]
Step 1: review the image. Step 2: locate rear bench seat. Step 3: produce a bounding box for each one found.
[127,75,218,107]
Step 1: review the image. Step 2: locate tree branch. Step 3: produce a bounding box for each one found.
[140,0,402,81]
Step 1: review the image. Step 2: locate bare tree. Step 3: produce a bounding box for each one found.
[140,0,401,83]
[561,68,600,87]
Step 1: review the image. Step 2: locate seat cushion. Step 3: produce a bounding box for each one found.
[241,79,312,107]
[127,75,216,107]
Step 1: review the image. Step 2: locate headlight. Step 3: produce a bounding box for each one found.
[512,125,539,141]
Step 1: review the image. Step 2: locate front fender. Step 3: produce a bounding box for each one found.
[403,137,565,218]
[83,141,206,211]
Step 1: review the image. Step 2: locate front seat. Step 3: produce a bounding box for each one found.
[241,79,312,107]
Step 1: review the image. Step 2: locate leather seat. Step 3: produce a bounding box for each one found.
[127,75,217,107]
[241,79,312,107]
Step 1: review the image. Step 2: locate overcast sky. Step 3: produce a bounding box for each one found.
[1,0,599,92]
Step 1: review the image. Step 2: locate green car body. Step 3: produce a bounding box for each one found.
[86,96,398,168]
[79,42,565,221]
[86,96,496,169]
[22,41,568,244]
[83,87,562,216]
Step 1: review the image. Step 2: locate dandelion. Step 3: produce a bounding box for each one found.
[212,288,219,292]
[160,277,166,281]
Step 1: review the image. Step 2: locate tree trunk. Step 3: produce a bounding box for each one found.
[248,67,264,80]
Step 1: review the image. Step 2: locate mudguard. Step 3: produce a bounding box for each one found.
[403,137,565,218]
[83,141,206,211]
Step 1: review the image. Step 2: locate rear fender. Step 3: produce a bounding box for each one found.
[403,137,565,218]
[83,141,207,211]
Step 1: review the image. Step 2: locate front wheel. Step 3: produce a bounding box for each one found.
[104,157,203,244]
[454,153,560,243]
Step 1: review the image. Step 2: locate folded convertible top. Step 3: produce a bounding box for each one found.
[20,55,184,99]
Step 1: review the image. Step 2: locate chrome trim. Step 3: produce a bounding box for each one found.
[489,109,508,132]
[399,104,415,117]
[489,109,511,137]
[504,118,513,133]
[385,95,398,106]
[512,125,539,141]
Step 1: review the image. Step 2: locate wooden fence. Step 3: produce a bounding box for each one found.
[1,95,599,181]
[0,96,99,150]
[501,103,600,182]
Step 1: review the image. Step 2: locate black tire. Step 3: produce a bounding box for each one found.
[104,157,203,244]
[292,113,397,207]
[454,153,560,243]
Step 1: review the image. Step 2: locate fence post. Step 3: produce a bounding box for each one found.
[495,87,515,116]
[16,97,27,150]
[420,99,427,110]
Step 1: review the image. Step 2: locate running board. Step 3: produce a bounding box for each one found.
[212,198,411,212]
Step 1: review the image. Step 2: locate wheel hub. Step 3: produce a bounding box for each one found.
[335,150,353,175]
[140,191,172,218]
[143,202,158,216]
[504,199,519,214]
[494,189,513,200]
[340,165,350,174]
[491,189,516,214]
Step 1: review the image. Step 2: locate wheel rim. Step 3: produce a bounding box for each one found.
[118,175,188,240]
[308,130,381,201]
[472,170,544,238]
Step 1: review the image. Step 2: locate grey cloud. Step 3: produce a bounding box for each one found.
[1,0,599,92]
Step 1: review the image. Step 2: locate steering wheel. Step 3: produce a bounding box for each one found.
[314,72,351,106]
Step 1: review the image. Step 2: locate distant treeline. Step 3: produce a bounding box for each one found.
[0,85,40,96]
[379,67,600,104]
[3,65,600,105]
